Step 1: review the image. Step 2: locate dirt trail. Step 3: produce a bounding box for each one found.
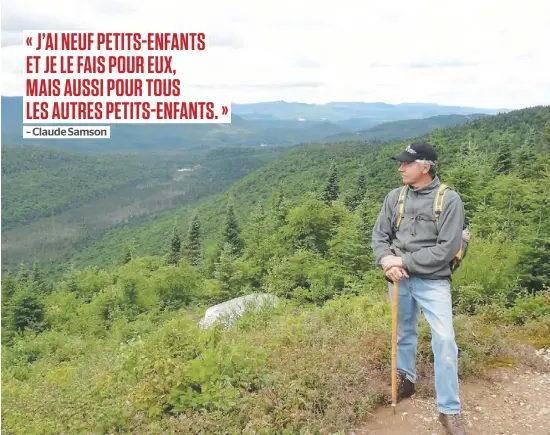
[352,350,550,435]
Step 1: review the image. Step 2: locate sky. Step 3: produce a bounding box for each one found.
[2,0,550,109]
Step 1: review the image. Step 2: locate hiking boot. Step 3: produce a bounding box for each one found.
[397,371,415,401]
[438,412,466,435]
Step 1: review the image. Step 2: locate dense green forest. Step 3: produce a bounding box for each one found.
[55,106,550,276]
[1,145,202,231]
[323,113,487,142]
[1,145,288,275]
[1,112,491,278]
[2,106,550,434]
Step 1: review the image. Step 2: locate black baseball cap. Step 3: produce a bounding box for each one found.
[391,141,438,163]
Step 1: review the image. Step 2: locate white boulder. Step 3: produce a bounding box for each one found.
[199,293,280,330]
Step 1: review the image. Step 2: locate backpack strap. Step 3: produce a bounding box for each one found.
[395,185,408,230]
[434,183,448,226]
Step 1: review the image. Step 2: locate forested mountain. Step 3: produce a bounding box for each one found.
[1,145,202,231]
[56,106,550,277]
[1,145,288,275]
[2,96,503,152]
[323,113,488,142]
[2,105,549,434]
[2,100,502,276]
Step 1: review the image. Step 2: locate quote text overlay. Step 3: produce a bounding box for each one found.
[23,31,231,124]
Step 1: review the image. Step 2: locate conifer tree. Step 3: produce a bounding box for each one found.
[220,201,243,256]
[345,174,367,211]
[247,202,266,245]
[1,273,19,307]
[321,162,339,205]
[168,228,181,265]
[121,244,133,265]
[271,186,288,226]
[16,263,31,286]
[9,289,44,333]
[495,138,513,174]
[515,130,542,179]
[357,194,379,267]
[539,119,550,155]
[183,210,202,266]
[214,242,238,299]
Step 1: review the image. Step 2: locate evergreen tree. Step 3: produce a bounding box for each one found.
[1,273,19,307]
[517,238,550,292]
[9,289,44,333]
[183,210,202,267]
[220,201,243,256]
[320,162,339,205]
[246,202,266,245]
[271,186,288,226]
[213,243,240,299]
[31,262,51,295]
[442,139,493,223]
[495,138,513,174]
[16,263,32,286]
[515,140,542,179]
[121,244,133,265]
[345,174,367,212]
[357,194,379,271]
[538,119,550,155]
[357,194,379,242]
[168,228,181,265]
[65,264,78,293]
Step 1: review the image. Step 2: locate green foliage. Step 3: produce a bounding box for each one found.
[539,119,550,154]
[517,239,550,292]
[121,244,133,265]
[344,174,367,211]
[279,196,336,254]
[3,105,550,434]
[2,145,287,276]
[0,144,186,231]
[506,290,550,325]
[320,162,340,205]
[167,228,181,266]
[219,202,243,257]
[182,210,202,267]
[495,137,513,174]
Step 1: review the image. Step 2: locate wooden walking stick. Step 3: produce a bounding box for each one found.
[391,279,399,414]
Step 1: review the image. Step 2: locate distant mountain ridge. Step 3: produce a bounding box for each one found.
[1,96,506,152]
[231,100,508,121]
[322,113,489,142]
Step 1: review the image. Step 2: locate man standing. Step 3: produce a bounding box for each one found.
[371,141,466,435]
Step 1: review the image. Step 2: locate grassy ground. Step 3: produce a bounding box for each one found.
[2,288,550,434]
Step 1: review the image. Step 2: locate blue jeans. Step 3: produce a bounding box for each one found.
[388,276,460,414]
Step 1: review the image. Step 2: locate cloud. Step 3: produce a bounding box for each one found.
[191,81,324,90]
[406,60,479,69]
[2,31,23,48]
[2,0,550,109]
[91,0,136,15]
[1,3,87,32]
[207,34,244,49]
[293,57,321,69]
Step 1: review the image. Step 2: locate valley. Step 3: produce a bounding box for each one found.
[1,98,505,278]
[1,144,287,276]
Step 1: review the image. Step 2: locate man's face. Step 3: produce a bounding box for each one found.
[398,161,429,185]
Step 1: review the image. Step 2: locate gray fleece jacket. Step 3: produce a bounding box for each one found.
[371,176,465,280]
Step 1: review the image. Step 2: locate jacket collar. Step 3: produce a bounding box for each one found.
[408,176,440,193]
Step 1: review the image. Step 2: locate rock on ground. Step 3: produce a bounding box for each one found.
[199,293,280,330]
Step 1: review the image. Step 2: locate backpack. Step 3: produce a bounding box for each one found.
[394,183,470,273]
